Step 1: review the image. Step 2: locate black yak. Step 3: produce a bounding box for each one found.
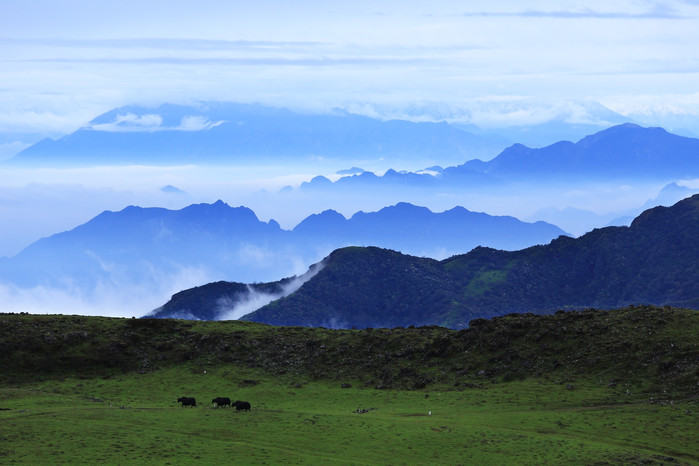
[233,400,251,411]
[177,397,197,407]
[212,397,231,407]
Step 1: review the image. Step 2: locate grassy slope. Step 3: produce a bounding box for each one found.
[1,306,697,464]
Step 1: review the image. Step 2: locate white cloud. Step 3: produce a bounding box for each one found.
[0,263,214,318]
[178,115,224,131]
[353,98,624,128]
[457,5,687,19]
[1,0,698,137]
[92,112,163,131]
[89,112,224,132]
[217,260,326,320]
[0,141,31,161]
[0,108,98,136]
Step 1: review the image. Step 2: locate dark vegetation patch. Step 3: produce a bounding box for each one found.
[1,306,697,398]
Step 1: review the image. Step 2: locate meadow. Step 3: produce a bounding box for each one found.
[1,309,697,464]
[1,364,696,464]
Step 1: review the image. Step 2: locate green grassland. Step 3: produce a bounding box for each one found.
[1,307,697,464]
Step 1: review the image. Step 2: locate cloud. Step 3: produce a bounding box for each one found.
[0,109,98,135]
[90,113,224,132]
[20,56,431,68]
[349,98,627,129]
[458,6,687,19]
[0,263,214,318]
[178,115,223,131]
[217,260,326,320]
[91,112,162,131]
[0,141,31,161]
[0,38,323,51]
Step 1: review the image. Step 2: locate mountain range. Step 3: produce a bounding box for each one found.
[301,123,699,191]
[527,182,699,236]
[9,100,698,187]
[464,123,699,180]
[151,194,699,328]
[6,102,507,168]
[0,201,565,303]
[8,103,699,242]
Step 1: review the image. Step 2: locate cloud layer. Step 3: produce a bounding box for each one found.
[1,0,699,139]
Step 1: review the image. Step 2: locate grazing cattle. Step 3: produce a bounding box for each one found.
[233,400,251,412]
[177,396,197,407]
[212,397,231,407]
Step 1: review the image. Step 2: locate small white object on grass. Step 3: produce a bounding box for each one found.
[429,411,432,416]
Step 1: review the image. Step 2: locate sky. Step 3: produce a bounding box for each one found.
[2,0,699,149]
[1,1,699,316]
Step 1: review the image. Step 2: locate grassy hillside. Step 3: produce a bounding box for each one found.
[1,306,696,395]
[1,306,697,464]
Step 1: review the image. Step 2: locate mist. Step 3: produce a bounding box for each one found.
[0,164,318,257]
[0,162,680,258]
[0,264,214,318]
[216,260,327,321]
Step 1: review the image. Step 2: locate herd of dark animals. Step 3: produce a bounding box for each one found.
[177,396,251,411]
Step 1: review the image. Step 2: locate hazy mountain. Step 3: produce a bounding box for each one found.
[155,194,699,328]
[6,102,504,168]
[603,183,699,229]
[9,101,641,169]
[462,123,699,180]
[525,206,621,237]
[624,109,699,139]
[293,202,565,257]
[311,124,699,192]
[640,182,699,210]
[0,200,565,308]
[0,201,292,291]
[527,182,699,236]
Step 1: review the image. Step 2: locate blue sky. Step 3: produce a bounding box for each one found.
[2,0,699,146]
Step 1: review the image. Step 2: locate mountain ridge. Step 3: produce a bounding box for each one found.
[154,194,699,328]
[0,201,565,312]
[305,123,699,189]
[7,102,504,167]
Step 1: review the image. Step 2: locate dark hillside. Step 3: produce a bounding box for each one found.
[245,247,458,328]
[470,194,699,312]
[150,280,289,320]
[243,195,699,328]
[155,194,699,328]
[0,307,696,398]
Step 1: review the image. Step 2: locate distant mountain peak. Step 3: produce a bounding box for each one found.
[469,123,699,179]
[378,202,432,216]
